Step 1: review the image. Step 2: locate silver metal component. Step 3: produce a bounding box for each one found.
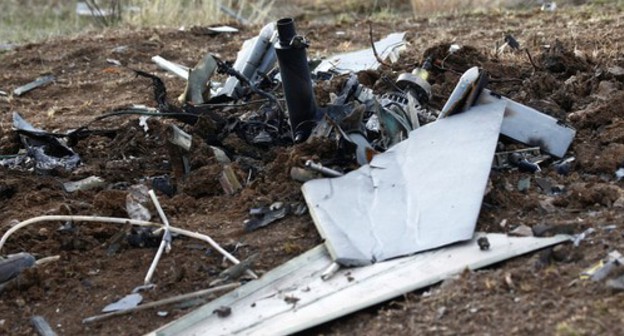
[179,54,217,104]
[31,315,58,336]
[151,56,189,80]
[63,176,106,193]
[167,125,191,177]
[13,75,55,96]
[320,262,341,281]
[305,160,344,177]
[168,125,192,152]
[396,72,432,102]
[438,67,481,119]
[215,22,277,100]
[493,147,543,169]
[378,92,415,147]
[355,86,375,103]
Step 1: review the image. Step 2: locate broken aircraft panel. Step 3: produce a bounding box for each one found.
[8,112,81,172]
[148,233,570,336]
[478,89,576,158]
[313,32,406,75]
[440,67,575,158]
[302,102,506,266]
[214,22,278,100]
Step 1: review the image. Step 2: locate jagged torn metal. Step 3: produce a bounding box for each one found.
[313,32,406,75]
[302,102,506,266]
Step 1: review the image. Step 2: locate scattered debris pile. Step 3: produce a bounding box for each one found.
[1,9,624,335]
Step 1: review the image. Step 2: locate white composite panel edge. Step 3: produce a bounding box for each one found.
[149,233,570,336]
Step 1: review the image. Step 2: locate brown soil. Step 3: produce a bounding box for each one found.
[2,4,624,336]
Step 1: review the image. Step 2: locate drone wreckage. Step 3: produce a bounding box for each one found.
[1,18,578,335]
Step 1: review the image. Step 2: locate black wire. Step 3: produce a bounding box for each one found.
[193,98,273,109]
[212,55,283,114]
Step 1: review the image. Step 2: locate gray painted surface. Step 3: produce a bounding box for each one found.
[303,102,506,265]
[149,234,570,336]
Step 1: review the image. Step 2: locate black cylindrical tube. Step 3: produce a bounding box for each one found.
[275,18,317,142]
[277,18,296,46]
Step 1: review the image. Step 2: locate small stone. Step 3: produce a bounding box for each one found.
[532,223,578,237]
[112,45,129,53]
[14,298,25,308]
[552,244,582,262]
[606,275,624,291]
[290,167,317,183]
[535,177,553,194]
[594,81,618,100]
[539,198,557,214]
[518,177,531,192]
[607,65,624,80]
[157,311,168,317]
[436,306,446,319]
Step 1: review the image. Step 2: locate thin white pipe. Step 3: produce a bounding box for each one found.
[143,238,166,285]
[0,215,258,279]
[144,190,172,285]
[148,190,172,249]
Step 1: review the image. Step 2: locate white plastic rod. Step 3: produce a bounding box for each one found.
[0,215,258,279]
[143,190,172,285]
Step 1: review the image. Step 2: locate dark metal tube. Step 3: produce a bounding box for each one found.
[275,18,318,142]
[277,18,296,46]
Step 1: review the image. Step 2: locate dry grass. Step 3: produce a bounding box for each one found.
[410,0,506,15]
[409,0,620,15]
[0,0,90,44]
[0,0,276,44]
[128,0,276,27]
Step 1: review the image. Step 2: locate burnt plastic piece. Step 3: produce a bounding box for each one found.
[152,175,176,197]
[127,228,162,248]
[510,152,541,173]
[275,18,318,143]
[0,252,35,284]
[504,34,520,50]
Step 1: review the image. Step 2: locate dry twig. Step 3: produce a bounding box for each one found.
[369,22,391,67]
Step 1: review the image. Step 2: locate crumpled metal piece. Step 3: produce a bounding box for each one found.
[313,33,406,75]
[5,112,81,172]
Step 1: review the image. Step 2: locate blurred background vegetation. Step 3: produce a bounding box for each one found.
[0,0,276,44]
[0,0,617,45]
